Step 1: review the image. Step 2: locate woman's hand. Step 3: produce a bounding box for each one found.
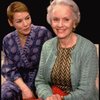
[22,87,35,99]
[46,94,63,100]
[14,78,36,99]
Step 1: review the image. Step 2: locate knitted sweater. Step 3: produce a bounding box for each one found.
[35,34,99,100]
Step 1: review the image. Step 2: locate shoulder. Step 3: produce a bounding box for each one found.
[31,24,52,37]
[79,34,95,46]
[31,24,50,32]
[43,37,57,48]
[76,34,96,53]
[3,31,16,43]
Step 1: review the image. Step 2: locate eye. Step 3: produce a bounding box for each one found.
[52,18,59,22]
[16,20,22,23]
[25,16,31,20]
[64,18,69,22]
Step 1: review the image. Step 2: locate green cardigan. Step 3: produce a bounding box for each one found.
[35,34,99,100]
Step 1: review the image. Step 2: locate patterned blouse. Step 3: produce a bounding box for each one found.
[1,24,52,90]
[51,42,75,94]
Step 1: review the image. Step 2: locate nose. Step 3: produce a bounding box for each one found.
[58,20,63,27]
[23,20,28,26]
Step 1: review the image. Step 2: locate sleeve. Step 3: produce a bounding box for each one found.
[1,37,21,82]
[35,43,53,100]
[64,43,99,100]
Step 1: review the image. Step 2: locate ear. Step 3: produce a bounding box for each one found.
[8,19,13,27]
[73,20,77,29]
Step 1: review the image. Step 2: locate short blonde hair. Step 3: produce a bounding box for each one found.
[7,1,30,22]
[47,0,80,27]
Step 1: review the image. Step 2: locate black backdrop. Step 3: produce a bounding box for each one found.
[0,0,99,51]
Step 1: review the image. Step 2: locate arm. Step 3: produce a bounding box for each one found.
[14,78,35,99]
[35,43,53,100]
[1,36,35,99]
[1,37,21,81]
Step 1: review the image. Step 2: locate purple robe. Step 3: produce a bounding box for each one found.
[1,24,52,100]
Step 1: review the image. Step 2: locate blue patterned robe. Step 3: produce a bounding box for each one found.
[1,24,52,100]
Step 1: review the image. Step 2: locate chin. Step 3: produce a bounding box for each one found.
[22,32,29,36]
[25,33,29,35]
[24,30,31,35]
[57,35,66,39]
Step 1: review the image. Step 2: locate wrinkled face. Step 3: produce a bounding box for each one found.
[51,4,76,39]
[9,12,32,36]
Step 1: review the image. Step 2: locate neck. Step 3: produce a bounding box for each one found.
[18,32,29,48]
[59,33,77,48]
[18,33,28,40]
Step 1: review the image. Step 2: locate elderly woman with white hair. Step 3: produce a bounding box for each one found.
[35,0,99,100]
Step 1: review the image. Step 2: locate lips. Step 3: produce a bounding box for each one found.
[57,29,65,33]
[23,27,30,31]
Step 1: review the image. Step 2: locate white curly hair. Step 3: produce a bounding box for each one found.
[47,0,80,27]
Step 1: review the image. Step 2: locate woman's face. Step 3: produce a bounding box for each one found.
[9,12,32,36]
[51,4,76,39]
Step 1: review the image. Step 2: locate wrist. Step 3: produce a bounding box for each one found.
[61,96,64,100]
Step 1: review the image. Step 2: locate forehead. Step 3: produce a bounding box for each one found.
[52,4,73,17]
[13,12,29,20]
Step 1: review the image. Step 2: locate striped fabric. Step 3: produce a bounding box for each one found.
[51,43,75,93]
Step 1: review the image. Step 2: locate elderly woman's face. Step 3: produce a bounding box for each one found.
[51,4,76,39]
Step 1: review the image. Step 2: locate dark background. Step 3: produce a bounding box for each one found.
[0,0,99,51]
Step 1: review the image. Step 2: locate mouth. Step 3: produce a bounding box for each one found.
[24,27,30,31]
[57,29,65,33]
